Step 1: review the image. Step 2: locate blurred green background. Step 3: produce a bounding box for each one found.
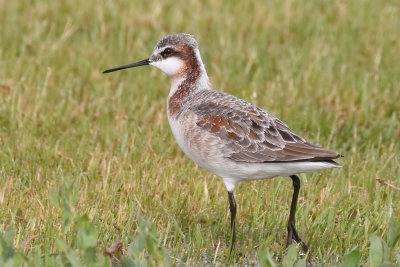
[0,0,399,265]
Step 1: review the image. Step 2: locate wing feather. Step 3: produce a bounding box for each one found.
[188,90,341,163]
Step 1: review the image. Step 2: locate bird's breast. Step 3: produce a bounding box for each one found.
[167,110,227,171]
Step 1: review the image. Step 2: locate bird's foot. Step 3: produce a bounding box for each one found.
[287,222,309,252]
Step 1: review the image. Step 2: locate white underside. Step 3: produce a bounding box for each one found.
[218,161,341,192]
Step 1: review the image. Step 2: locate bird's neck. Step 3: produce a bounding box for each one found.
[167,56,209,118]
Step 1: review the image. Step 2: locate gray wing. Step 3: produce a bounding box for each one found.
[188,90,341,163]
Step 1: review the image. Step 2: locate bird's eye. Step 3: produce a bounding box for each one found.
[161,48,173,58]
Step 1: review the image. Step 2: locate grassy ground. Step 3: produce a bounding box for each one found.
[1,0,399,265]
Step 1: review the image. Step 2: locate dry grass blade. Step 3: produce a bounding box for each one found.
[376,177,400,191]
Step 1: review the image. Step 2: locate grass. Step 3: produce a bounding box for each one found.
[0,0,400,265]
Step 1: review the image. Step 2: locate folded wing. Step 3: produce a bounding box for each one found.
[189,91,341,163]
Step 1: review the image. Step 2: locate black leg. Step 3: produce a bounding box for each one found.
[228,191,236,253]
[287,175,309,252]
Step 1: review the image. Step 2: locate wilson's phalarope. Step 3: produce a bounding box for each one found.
[103,33,342,252]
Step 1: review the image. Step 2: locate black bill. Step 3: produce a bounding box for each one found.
[103,58,150,74]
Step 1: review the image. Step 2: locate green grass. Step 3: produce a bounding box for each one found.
[1,0,400,265]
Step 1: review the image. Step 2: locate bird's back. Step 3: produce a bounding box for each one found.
[178,88,341,165]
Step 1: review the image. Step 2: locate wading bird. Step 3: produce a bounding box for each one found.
[103,33,342,252]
